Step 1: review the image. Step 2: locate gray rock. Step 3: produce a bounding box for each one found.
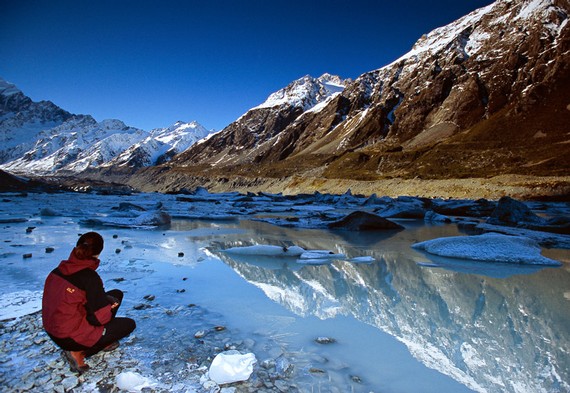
[328,211,404,231]
[315,336,336,344]
[487,196,570,234]
[275,355,294,377]
[424,210,452,223]
[487,196,545,226]
[61,375,79,390]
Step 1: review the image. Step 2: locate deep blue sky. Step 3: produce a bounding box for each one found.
[1,0,493,131]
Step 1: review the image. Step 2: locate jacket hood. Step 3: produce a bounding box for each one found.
[58,251,100,275]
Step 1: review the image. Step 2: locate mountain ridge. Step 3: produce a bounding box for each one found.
[124,0,568,198]
[2,0,569,199]
[0,81,213,175]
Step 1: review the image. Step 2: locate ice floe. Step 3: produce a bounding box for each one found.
[80,210,172,228]
[207,350,257,385]
[297,250,346,260]
[223,245,305,257]
[412,233,562,266]
[349,256,376,263]
[115,371,158,392]
[222,245,353,265]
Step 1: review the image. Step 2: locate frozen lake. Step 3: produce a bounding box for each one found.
[1,191,569,392]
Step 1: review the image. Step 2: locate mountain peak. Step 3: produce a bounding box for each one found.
[0,78,23,97]
[254,73,347,111]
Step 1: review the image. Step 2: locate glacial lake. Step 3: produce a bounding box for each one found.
[0,191,568,392]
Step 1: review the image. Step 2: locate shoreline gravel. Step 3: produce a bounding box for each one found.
[0,308,303,393]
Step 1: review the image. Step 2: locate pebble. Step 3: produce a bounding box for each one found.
[309,367,327,374]
[62,375,79,390]
[315,336,336,344]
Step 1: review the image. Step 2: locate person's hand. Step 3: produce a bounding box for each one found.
[111,302,119,309]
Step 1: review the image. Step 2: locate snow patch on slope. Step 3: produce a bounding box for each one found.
[254,73,346,111]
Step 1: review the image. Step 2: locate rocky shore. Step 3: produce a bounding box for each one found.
[82,172,570,201]
[0,307,303,393]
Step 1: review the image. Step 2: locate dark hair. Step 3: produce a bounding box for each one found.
[73,232,104,260]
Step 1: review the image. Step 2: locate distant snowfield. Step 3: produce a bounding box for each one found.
[0,117,213,175]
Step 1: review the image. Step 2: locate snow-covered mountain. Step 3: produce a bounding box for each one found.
[0,79,75,164]
[252,73,346,111]
[3,0,569,194]
[172,73,350,168]
[0,78,213,175]
[2,116,147,174]
[145,0,569,192]
[107,121,211,168]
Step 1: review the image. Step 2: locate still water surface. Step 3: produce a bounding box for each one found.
[1,193,568,392]
[179,218,570,393]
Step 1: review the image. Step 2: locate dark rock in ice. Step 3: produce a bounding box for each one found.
[424,210,452,223]
[113,202,146,212]
[315,337,336,344]
[432,198,496,218]
[488,197,545,226]
[487,196,570,234]
[275,355,294,377]
[143,295,155,301]
[374,196,429,219]
[328,211,404,231]
[133,303,152,310]
[362,193,390,206]
[40,208,59,216]
[25,227,36,233]
[111,277,125,283]
[0,218,28,223]
[45,247,55,253]
[22,253,32,259]
[178,252,184,257]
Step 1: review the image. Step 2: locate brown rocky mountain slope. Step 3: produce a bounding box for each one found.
[92,0,570,199]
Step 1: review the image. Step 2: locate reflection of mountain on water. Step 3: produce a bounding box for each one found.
[211,230,570,393]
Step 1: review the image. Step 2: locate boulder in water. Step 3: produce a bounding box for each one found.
[328,211,404,231]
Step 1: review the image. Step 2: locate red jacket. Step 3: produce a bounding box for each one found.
[42,253,114,347]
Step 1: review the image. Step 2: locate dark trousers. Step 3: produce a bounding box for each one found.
[48,289,136,357]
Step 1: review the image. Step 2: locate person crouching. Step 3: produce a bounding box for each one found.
[42,231,136,373]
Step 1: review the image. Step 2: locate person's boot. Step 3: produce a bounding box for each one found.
[103,341,120,351]
[63,350,89,373]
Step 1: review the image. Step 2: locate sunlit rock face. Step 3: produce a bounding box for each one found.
[212,236,570,393]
